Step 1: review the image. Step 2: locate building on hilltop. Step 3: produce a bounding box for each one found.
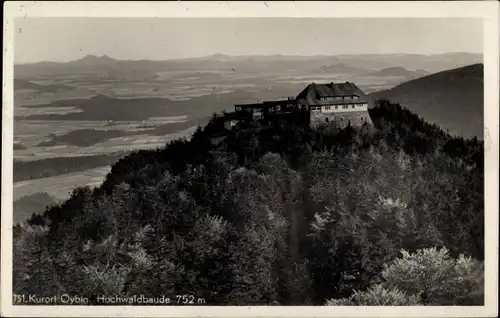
[230,81,372,129]
[296,82,372,129]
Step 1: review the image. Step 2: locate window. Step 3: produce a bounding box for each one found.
[343,105,348,109]
[325,117,329,123]
[335,105,338,110]
[277,105,281,111]
[341,117,344,121]
[353,96,359,100]
[325,105,331,110]
[352,105,355,109]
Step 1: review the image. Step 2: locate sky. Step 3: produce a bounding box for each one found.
[14,18,483,63]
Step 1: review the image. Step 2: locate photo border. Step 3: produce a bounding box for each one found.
[2,1,499,317]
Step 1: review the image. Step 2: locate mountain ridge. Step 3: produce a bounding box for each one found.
[14,52,482,80]
[15,52,482,66]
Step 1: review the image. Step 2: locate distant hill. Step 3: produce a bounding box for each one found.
[70,54,118,66]
[369,64,483,139]
[14,53,482,79]
[314,63,370,75]
[64,56,159,80]
[14,54,160,79]
[369,67,429,79]
[336,53,482,74]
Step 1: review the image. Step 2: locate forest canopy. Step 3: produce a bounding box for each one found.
[13,99,484,306]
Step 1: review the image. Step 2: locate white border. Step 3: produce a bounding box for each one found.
[2,1,499,317]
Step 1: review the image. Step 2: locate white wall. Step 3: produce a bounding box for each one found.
[310,103,368,113]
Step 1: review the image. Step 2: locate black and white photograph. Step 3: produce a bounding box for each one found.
[1,1,499,317]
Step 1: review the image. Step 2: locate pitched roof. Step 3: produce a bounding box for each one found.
[296,82,367,106]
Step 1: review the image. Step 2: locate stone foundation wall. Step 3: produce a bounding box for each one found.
[310,110,372,129]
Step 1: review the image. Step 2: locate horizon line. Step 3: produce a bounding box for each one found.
[14,51,483,66]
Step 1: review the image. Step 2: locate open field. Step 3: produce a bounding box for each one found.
[14,166,112,202]
[14,116,190,148]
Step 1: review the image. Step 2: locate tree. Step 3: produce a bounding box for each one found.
[13,225,61,297]
[326,247,484,306]
[382,247,484,305]
[326,285,420,306]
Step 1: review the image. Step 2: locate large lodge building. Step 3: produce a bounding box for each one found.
[229,81,372,129]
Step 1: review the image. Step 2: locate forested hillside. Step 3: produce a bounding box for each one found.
[13,99,484,306]
[369,64,483,139]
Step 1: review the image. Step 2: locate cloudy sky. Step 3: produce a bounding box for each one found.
[14,18,483,63]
